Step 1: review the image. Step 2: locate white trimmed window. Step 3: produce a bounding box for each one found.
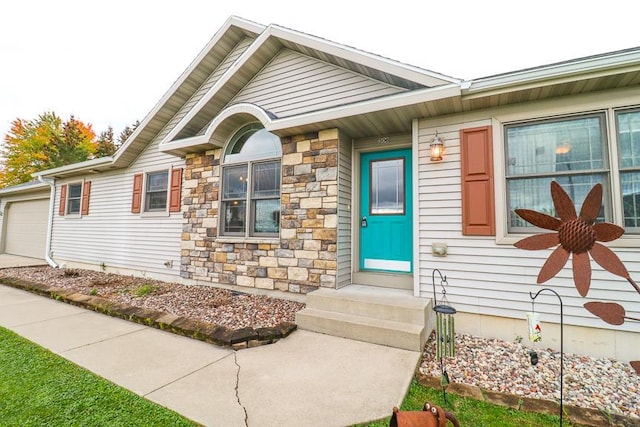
[220,123,282,237]
[59,181,91,217]
[504,108,640,234]
[66,182,83,215]
[145,170,169,212]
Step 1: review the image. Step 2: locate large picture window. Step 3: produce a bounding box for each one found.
[221,124,281,237]
[505,109,640,234]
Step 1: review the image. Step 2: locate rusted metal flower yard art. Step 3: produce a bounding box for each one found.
[514,181,640,374]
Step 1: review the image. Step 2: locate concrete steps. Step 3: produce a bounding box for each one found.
[295,285,432,351]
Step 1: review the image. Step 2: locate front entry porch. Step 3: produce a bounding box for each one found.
[295,284,432,351]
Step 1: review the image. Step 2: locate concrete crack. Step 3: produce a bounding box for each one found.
[234,351,249,427]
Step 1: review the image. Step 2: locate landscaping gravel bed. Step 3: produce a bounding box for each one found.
[0,266,305,329]
[419,333,640,420]
[3,266,639,420]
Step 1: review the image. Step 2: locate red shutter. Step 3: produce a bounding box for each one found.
[460,126,495,236]
[169,168,182,213]
[131,173,143,213]
[59,184,67,216]
[81,181,91,215]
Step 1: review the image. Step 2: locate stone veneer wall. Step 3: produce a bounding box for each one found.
[181,128,340,294]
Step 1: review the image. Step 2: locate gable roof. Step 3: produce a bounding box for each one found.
[33,17,640,178]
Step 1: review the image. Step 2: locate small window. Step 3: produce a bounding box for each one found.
[145,171,168,212]
[67,183,82,215]
[221,124,282,237]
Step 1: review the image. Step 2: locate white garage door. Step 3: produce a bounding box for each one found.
[5,198,49,258]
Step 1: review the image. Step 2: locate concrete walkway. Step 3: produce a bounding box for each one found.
[0,284,420,426]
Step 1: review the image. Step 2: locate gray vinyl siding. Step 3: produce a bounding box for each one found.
[168,37,254,140]
[416,118,640,333]
[337,134,352,288]
[50,135,185,277]
[232,49,406,118]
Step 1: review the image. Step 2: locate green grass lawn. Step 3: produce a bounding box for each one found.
[356,379,565,427]
[0,326,197,426]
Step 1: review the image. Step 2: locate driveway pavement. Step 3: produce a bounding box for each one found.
[0,254,47,268]
[0,264,419,426]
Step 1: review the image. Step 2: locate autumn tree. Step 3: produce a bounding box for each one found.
[1,112,140,188]
[0,112,96,188]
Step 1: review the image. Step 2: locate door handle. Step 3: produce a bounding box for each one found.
[361,216,368,228]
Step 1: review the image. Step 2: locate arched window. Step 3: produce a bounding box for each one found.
[221,123,282,237]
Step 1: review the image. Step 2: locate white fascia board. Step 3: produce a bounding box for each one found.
[465,48,640,95]
[116,17,265,162]
[33,157,114,178]
[0,180,49,195]
[160,26,274,146]
[269,25,461,87]
[268,84,461,132]
[158,135,209,153]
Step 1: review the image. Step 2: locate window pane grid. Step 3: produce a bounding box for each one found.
[221,126,281,237]
[621,171,640,228]
[505,114,610,231]
[145,171,168,212]
[67,183,82,214]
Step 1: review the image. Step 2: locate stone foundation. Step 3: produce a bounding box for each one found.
[181,129,340,294]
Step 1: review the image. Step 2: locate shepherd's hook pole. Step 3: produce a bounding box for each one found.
[529,288,564,426]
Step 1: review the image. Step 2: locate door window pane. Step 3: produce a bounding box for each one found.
[370,158,404,215]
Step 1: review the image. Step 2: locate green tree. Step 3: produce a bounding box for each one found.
[118,120,139,145]
[0,112,96,188]
[95,126,117,158]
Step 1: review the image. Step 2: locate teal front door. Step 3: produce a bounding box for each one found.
[360,148,412,273]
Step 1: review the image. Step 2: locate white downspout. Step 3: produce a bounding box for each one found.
[37,175,59,268]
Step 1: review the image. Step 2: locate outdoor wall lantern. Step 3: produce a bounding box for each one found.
[430,132,445,161]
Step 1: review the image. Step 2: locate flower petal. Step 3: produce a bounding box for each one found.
[551,181,577,221]
[515,209,562,231]
[537,246,569,284]
[590,243,630,279]
[631,361,640,375]
[579,183,602,224]
[514,233,559,250]
[584,301,626,325]
[593,222,625,242]
[572,252,591,297]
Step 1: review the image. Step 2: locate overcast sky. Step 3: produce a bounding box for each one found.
[1,0,639,141]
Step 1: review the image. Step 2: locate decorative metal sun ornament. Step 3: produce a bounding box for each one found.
[514,181,640,374]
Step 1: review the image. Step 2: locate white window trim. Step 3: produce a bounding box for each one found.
[493,101,640,248]
[64,180,84,218]
[141,169,170,217]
